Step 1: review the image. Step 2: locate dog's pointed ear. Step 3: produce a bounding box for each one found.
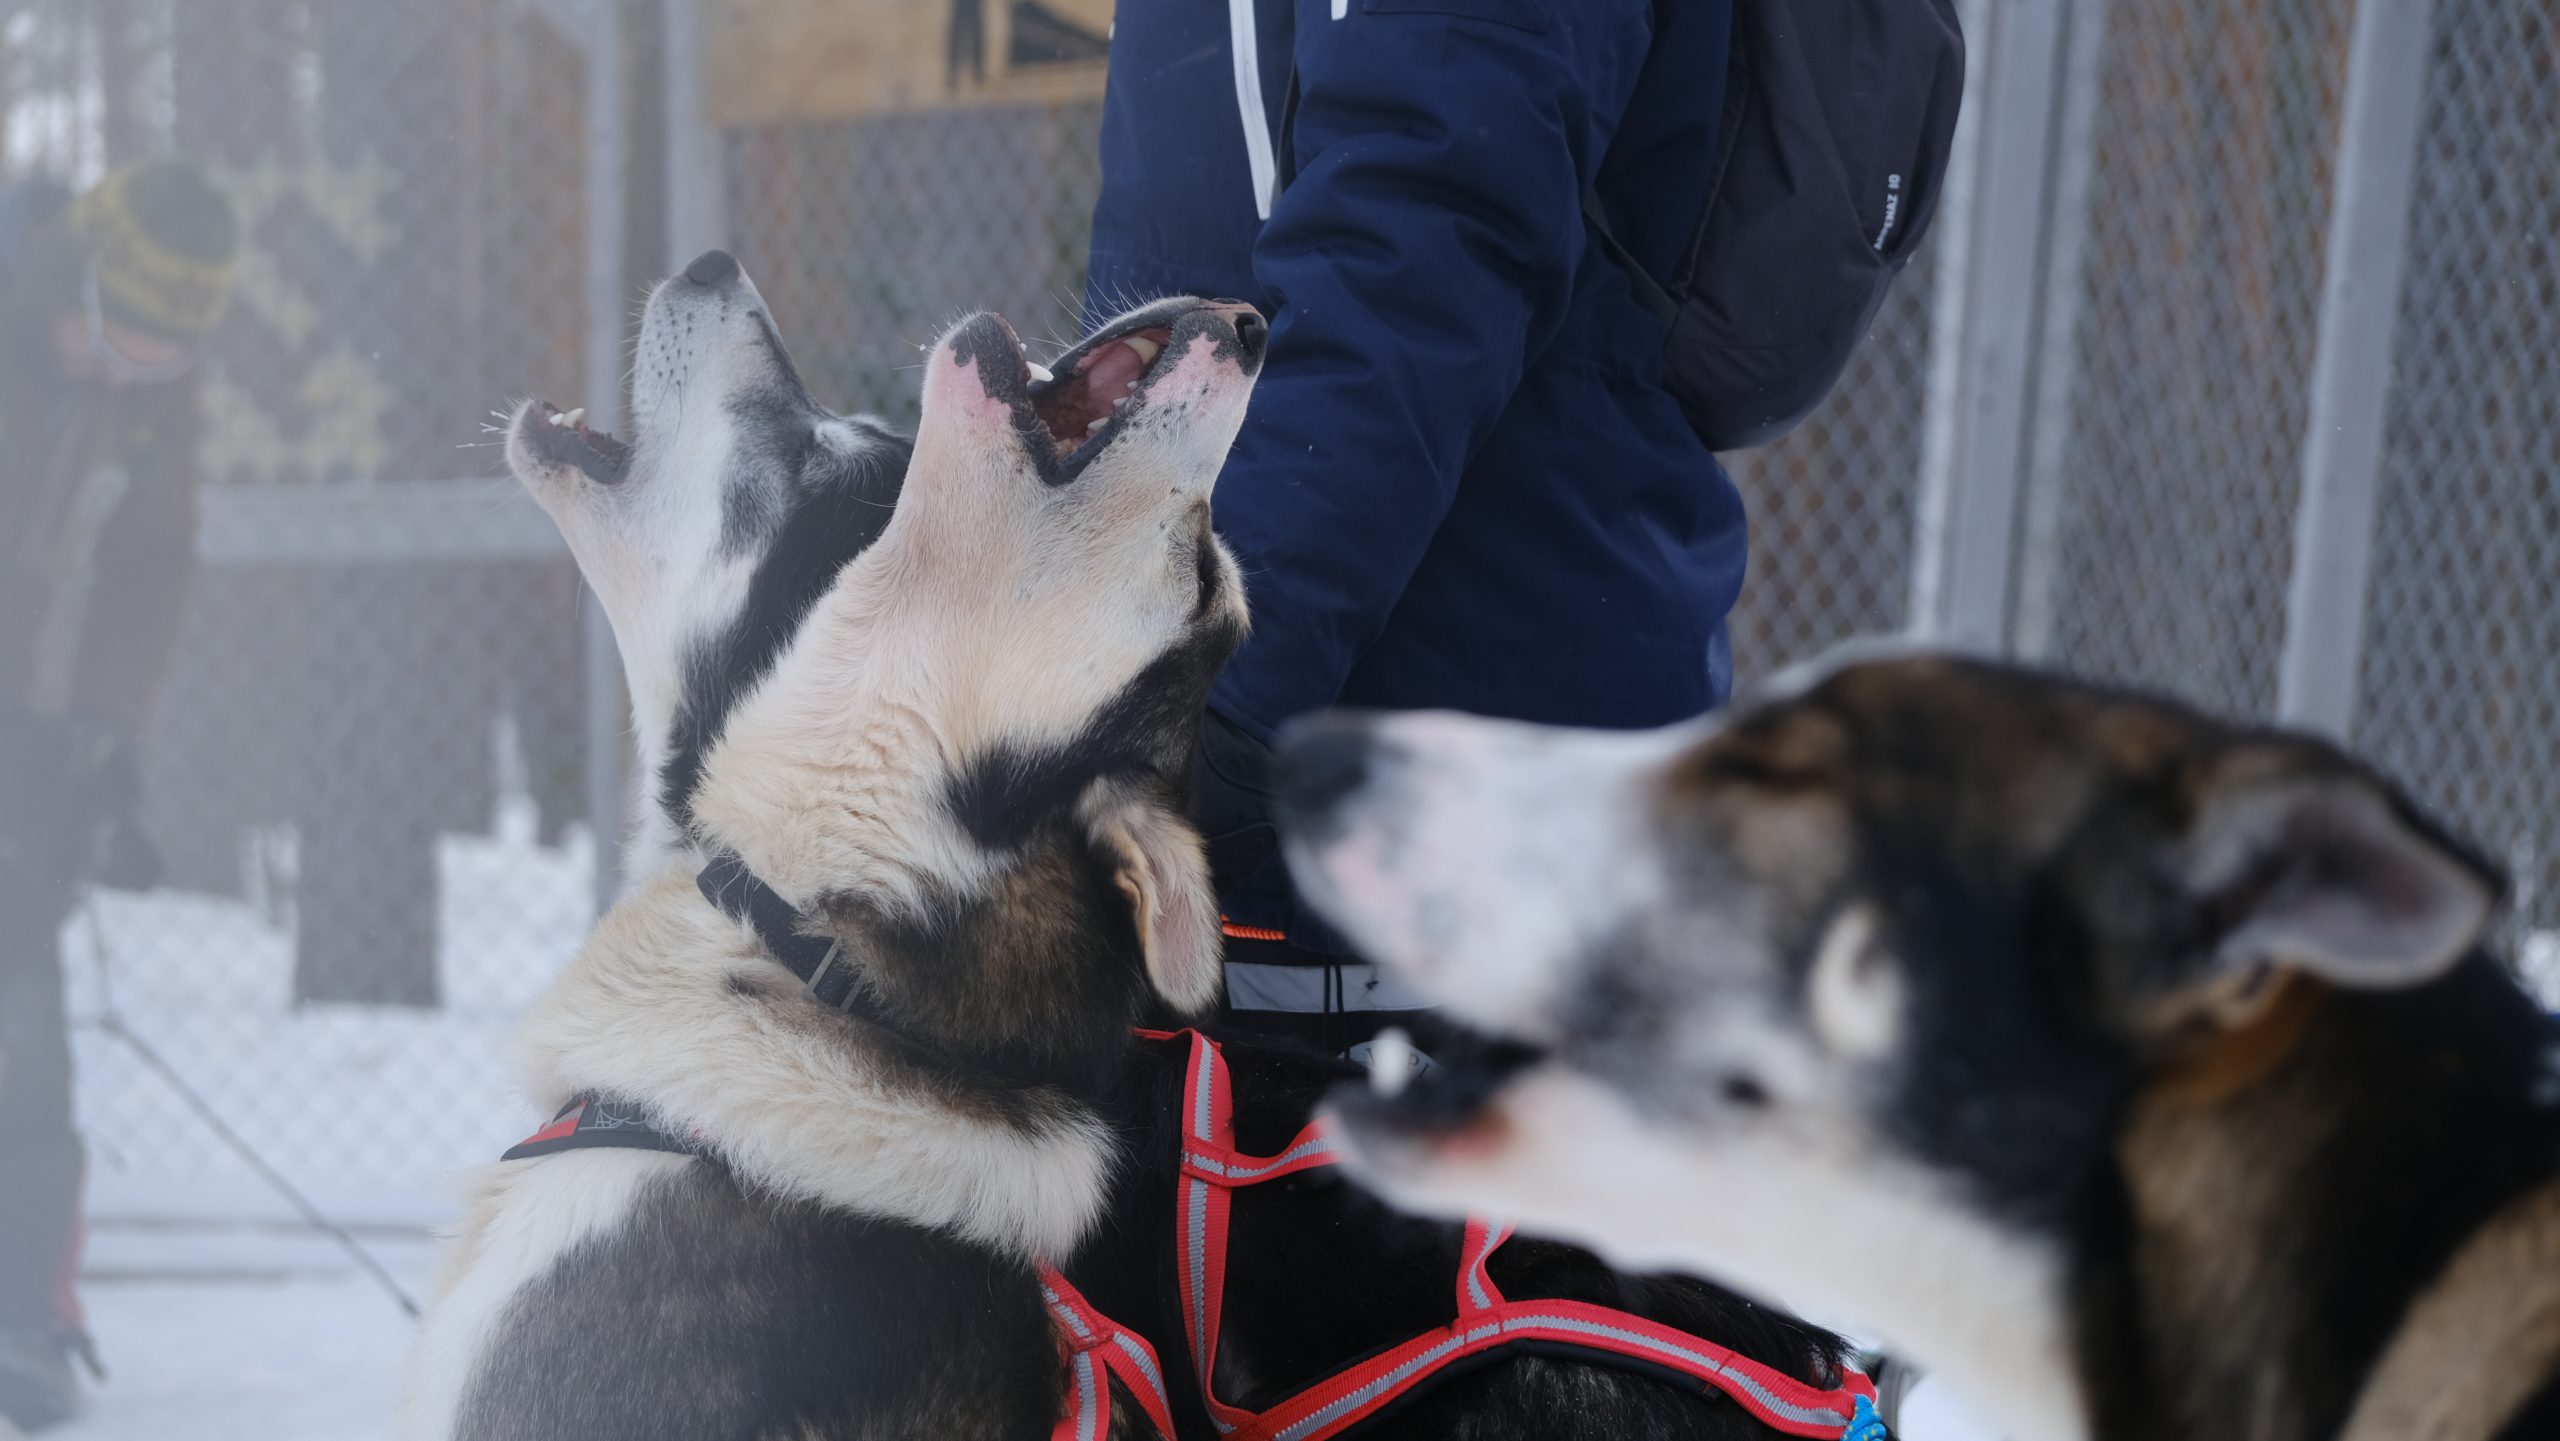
[2174,747,2498,997]
[1081,778,1223,1016]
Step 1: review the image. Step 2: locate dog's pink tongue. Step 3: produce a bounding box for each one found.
[1080,340,1148,401]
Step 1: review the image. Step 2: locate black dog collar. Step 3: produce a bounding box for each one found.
[697,851,871,1010]
[693,853,1017,1083]
[696,852,967,1073]
[498,857,949,1172]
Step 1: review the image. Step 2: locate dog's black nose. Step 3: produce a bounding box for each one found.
[683,249,740,287]
[1271,714,1377,836]
[1228,307,1268,360]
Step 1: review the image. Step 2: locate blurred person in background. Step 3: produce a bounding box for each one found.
[0,156,237,1433]
[1085,0,1739,1049]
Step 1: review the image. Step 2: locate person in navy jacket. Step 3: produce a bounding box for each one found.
[1085,0,1740,1031]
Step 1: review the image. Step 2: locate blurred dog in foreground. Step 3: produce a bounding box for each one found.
[1281,653,2560,1441]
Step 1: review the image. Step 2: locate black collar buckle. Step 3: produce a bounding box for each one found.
[697,851,868,1013]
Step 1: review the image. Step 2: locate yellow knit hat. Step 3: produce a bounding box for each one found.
[74,157,240,341]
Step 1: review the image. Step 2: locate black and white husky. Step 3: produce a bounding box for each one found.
[413,251,1854,1441]
[402,250,1264,1440]
[1281,654,2560,1441]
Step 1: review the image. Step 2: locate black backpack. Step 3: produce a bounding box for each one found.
[1587,0,1965,452]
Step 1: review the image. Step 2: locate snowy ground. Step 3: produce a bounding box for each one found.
[51,1221,437,1441]
[64,801,592,1212]
[52,801,580,1441]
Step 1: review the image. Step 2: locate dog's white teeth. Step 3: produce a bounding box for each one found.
[561,407,587,429]
[1112,397,1129,409]
[1368,1027,1416,1099]
[1123,335,1162,366]
[1085,416,1108,434]
[546,411,567,427]
[1026,361,1054,384]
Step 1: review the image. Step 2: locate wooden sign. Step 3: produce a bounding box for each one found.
[708,0,1114,125]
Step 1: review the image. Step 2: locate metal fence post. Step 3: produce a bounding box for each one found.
[590,2,634,914]
[583,601,627,912]
[1909,0,2076,652]
[2274,0,2436,738]
[2005,0,2111,662]
[1909,0,1990,645]
[550,0,635,914]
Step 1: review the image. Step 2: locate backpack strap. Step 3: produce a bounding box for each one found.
[1580,187,1678,322]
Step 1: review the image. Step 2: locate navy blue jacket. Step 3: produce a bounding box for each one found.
[1089,0,1742,733]
[1087,0,1740,942]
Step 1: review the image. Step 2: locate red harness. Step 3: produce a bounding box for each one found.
[507,1038,1875,1441]
[1148,1027,1878,1441]
[1043,1263,1180,1441]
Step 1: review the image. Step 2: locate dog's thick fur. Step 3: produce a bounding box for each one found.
[448,260,1857,1440]
[1281,654,2560,1441]
[403,259,1263,1440]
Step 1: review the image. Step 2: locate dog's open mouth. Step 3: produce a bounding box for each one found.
[1023,311,1183,463]
[950,299,1259,482]
[520,401,632,484]
[1008,299,1228,473]
[1329,1022,1547,1149]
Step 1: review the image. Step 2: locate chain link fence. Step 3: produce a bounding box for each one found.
[2354,0,2560,952]
[9,0,607,1211]
[1723,255,1938,676]
[2032,0,2348,718]
[727,102,1107,427]
[8,0,2559,1231]
[2013,0,2560,957]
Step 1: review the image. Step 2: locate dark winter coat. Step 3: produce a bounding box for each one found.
[1086,0,1741,940]
[0,177,202,744]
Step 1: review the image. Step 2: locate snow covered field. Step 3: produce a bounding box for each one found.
[53,802,581,1441]
[52,1223,436,1441]
[65,800,591,1212]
